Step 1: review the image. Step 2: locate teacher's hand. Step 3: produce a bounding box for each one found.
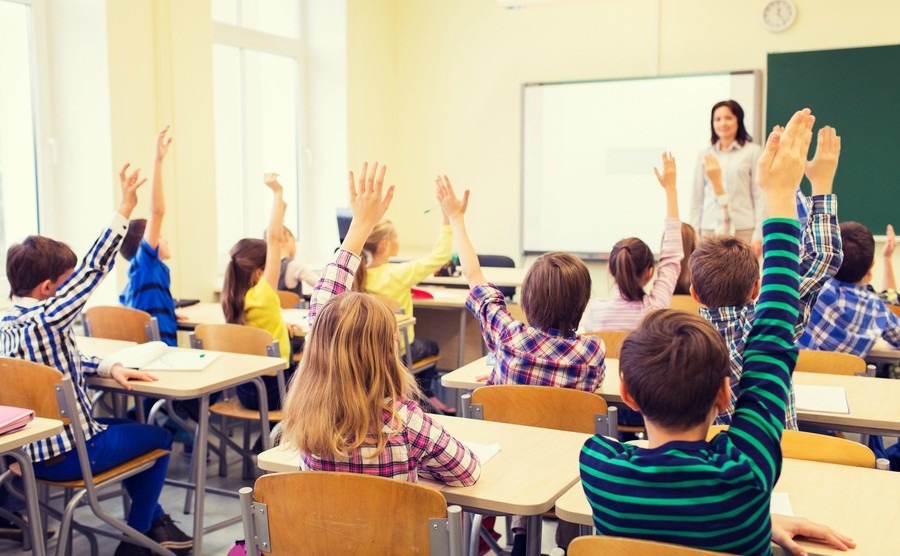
[703,154,725,195]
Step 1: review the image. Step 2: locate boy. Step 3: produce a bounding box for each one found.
[579,109,811,555]
[275,226,318,297]
[119,126,178,346]
[1,164,192,556]
[689,125,843,429]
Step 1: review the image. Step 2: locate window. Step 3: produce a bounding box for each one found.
[212,0,305,268]
[0,0,42,273]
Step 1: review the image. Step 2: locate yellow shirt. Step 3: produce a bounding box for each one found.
[244,278,290,362]
[365,225,452,344]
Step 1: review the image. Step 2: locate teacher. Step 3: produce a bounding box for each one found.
[691,99,763,255]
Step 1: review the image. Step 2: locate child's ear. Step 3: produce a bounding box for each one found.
[689,284,702,304]
[619,372,641,412]
[750,279,761,301]
[714,377,731,412]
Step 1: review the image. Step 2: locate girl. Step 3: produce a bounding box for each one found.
[582,152,683,331]
[280,161,480,486]
[674,222,697,296]
[221,173,301,411]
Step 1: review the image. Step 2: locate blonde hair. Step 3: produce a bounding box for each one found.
[280,292,421,458]
[353,219,397,292]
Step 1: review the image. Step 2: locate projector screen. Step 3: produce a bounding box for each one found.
[522,71,760,259]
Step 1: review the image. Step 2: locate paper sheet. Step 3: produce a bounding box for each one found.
[794,385,850,414]
[463,441,502,464]
[142,351,221,371]
[770,492,794,516]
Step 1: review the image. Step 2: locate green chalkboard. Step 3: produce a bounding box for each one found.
[767,44,900,235]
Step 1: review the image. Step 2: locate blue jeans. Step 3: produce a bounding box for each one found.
[32,418,172,532]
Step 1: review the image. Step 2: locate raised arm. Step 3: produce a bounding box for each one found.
[883,225,896,291]
[646,153,684,308]
[691,154,706,233]
[703,154,734,234]
[436,175,483,287]
[144,126,172,249]
[262,173,286,290]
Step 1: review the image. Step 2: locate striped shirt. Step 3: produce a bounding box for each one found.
[701,194,841,429]
[467,285,605,392]
[798,280,900,357]
[119,238,177,346]
[302,248,480,486]
[580,218,801,556]
[1,214,126,462]
[582,218,684,331]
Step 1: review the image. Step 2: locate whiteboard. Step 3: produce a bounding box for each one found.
[521,71,761,259]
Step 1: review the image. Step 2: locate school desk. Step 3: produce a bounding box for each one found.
[83,347,286,556]
[554,457,900,556]
[74,336,137,358]
[257,414,589,556]
[442,357,900,437]
[0,417,65,556]
[417,267,528,289]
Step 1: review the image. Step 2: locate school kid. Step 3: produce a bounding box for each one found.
[221,173,301,412]
[689,125,843,429]
[274,226,318,298]
[581,152,684,331]
[579,109,854,555]
[673,222,697,296]
[119,126,179,346]
[279,161,480,486]
[0,164,192,556]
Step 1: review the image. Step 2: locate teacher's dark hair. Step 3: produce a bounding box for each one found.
[710,100,752,146]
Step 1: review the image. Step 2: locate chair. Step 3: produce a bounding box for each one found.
[889,305,900,319]
[567,535,730,555]
[477,254,517,298]
[82,306,160,343]
[239,472,463,555]
[0,358,171,556]
[583,330,629,359]
[275,290,301,309]
[669,294,703,314]
[795,349,866,376]
[706,426,876,468]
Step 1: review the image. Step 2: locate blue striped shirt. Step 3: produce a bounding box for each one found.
[580,218,801,556]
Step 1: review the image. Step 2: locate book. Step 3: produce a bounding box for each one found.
[0,406,35,436]
[110,342,220,372]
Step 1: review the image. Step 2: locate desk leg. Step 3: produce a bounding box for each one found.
[8,449,45,556]
[192,394,210,556]
[526,514,542,556]
[457,309,467,368]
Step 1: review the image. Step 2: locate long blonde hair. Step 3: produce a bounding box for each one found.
[280,292,421,458]
[352,220,396,292]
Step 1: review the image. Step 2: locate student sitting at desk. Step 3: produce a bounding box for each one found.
[271,225,318,298]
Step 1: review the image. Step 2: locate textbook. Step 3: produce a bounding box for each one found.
[110,342,220,372]
[0,406,35,436]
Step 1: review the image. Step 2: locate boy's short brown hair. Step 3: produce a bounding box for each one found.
[689,236,759,308]
[521,252,591,335]
[620,309,729,430]
[6,236,77,298]
[834,222,874,283]
[120,219,147,261]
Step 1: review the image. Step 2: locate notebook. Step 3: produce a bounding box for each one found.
[111,342,220,372]
[794,385,850,414]
[0,406,35,436]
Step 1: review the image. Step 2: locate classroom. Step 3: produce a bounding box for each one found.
[2,1,900,555]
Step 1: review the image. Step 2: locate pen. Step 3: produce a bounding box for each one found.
[423,204,440,214]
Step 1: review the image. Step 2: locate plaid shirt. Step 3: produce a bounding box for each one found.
[303,248,480,486]
[1,215,126,462]
[467,284,605,391]
[701,194,842,429]
[798,280,900,357]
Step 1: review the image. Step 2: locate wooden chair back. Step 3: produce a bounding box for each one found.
[249,472,450,555]
[567,536,729,555]
[795,349,866,376]
[471,385,607,434]
[275,290,301,309]
[707,426,876,468]
[584,330,629,359]
[83,306,154,343]
[669,294,703,314]
[193,324,275,356]
[0,358,67,423]
[889,305,900,318]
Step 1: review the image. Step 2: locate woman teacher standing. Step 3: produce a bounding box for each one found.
[690,100,763,255]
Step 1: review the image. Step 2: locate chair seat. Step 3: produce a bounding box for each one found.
[210,397,283,422]
[11,449,171,488]
[411,355,440,375]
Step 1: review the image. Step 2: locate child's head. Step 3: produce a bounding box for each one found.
[689,236,759,308]
[121,219,171,261]
[352,220,398,293]
[6,236,77,299]
[221,238,267,324]
[835,222,875,284]
[282,227,297,259]
[674,223,697,295]
[620,309,730,431]
[521,252,591,335]
[280,292,419,458]
[609,238,654,302]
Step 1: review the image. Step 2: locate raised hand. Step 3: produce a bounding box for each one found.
[348,161,394,228]
[805,126,841,196]
[884,225,896,258]
[264,172,284,194]
[155,125,173,162]
[757,109,815,218]
[117,162,147,218]
[654,151,677,192]
[703,153,724,195]
[435,175,470,222]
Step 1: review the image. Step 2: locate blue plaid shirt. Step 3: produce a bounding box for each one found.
[701,194,842,430]
[798,280,900,357]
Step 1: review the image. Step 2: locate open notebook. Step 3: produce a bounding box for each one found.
[110,342,220,371]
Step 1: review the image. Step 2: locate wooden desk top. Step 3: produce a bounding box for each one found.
[411,286,471,309]
[0,417,64,453]
[418,267,527,289]
[258,414,589,515]
[74,336,137,359]
[555,458,900,556]
[177,302,414,332]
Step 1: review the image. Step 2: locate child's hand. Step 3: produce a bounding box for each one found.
[348,161,395,228]
[771,514,855,555]
[109,364,158,391]
[117,163,147,218]
[757,109,815,217]
[435,175,470,222]
[804,126,841,196]
[155,125,173,162]
[884,224,896,258]
[653,151,677,192]
[264,172,284,194]
[702,154,724,195]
